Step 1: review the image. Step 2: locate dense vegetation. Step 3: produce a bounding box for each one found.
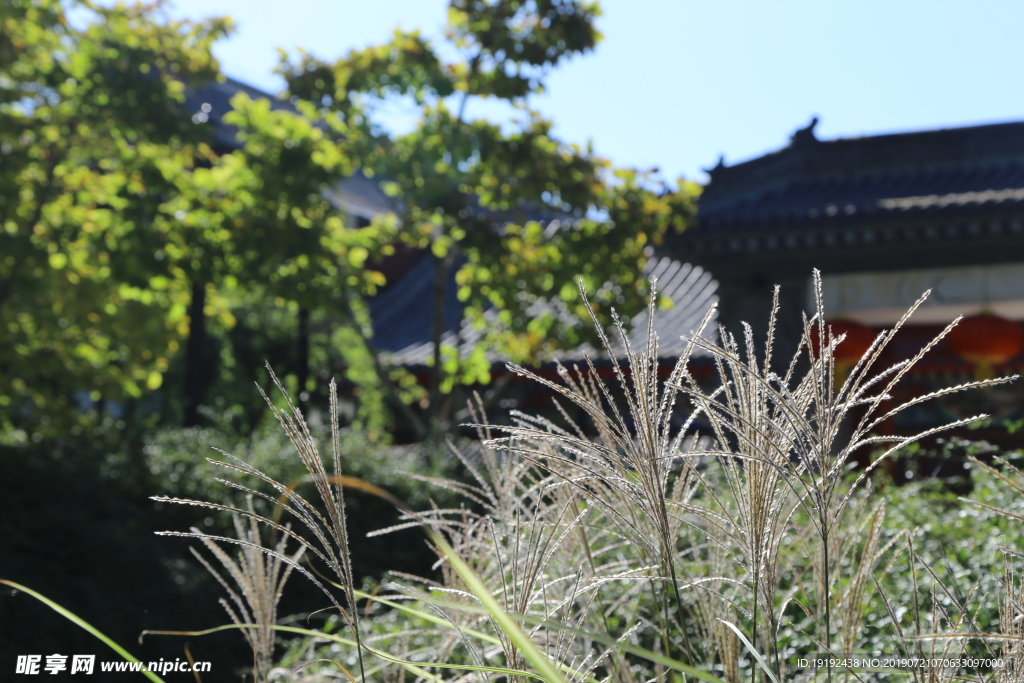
[1,0,699,444]
[5,2,1024,682]
[2,0,695,676]
[142,286,1024,683]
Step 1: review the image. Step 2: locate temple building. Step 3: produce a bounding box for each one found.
[187,76,1024,444]
[183,76,721,434]
[669,118,1024,443]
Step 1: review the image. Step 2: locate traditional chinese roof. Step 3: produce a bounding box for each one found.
[183,77,398,221]
[694,119,1024,235]
[369,254,719,366]
[183,77,720,366]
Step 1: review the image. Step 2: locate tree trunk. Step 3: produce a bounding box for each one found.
[183,277,207,427]
[297,306,310,400]
[335,290,428,441]
[428,252,447,429]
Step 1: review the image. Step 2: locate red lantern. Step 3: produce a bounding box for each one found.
[947,312,1023,377]
[809,319,875,365]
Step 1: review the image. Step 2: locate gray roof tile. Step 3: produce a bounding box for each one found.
[696,121,1024,233]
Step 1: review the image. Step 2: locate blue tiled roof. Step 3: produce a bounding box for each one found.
[370,256,719,366]
[368,252,465,358]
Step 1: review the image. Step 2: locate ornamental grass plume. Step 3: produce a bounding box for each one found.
[151,269,1016,683]
[186,499,305,683]
[476,270,1014,681]
[154,366,368,682]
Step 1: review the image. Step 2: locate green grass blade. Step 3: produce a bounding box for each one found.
[144,622,544,682]
[431,531,570,683]
[1,579,166,683]
[719,619,780,683]
[391,584,730,683]
[277,625,546,681]
[353,589,503,646]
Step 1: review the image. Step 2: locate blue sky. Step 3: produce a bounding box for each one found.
[168,0,1024,183]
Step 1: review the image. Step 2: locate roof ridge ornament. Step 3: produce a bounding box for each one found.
[704,154,727,177]
[790,116,820,146]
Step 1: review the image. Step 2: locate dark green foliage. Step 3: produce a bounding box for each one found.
[142,418,464,582]
[0,418,466,675]
[0,437,250,676]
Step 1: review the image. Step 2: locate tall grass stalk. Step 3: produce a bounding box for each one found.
[477,281,722,668]
[151,270,1016,682]
[668,270,1014,682]
[671,287,800,682]
[154,365,368,682]
[185,497,305,682]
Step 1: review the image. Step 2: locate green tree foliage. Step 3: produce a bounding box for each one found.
[3,0,698,440]
[0,0,229,434]
[279,0,700,423]
[169,94,397,433]
[0,0,394,437]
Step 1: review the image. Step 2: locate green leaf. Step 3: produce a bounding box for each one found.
[1,580,167,683]
[719,620,780,683]
[431,531,569,683]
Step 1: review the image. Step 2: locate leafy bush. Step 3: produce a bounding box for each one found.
[0,411,462,678]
